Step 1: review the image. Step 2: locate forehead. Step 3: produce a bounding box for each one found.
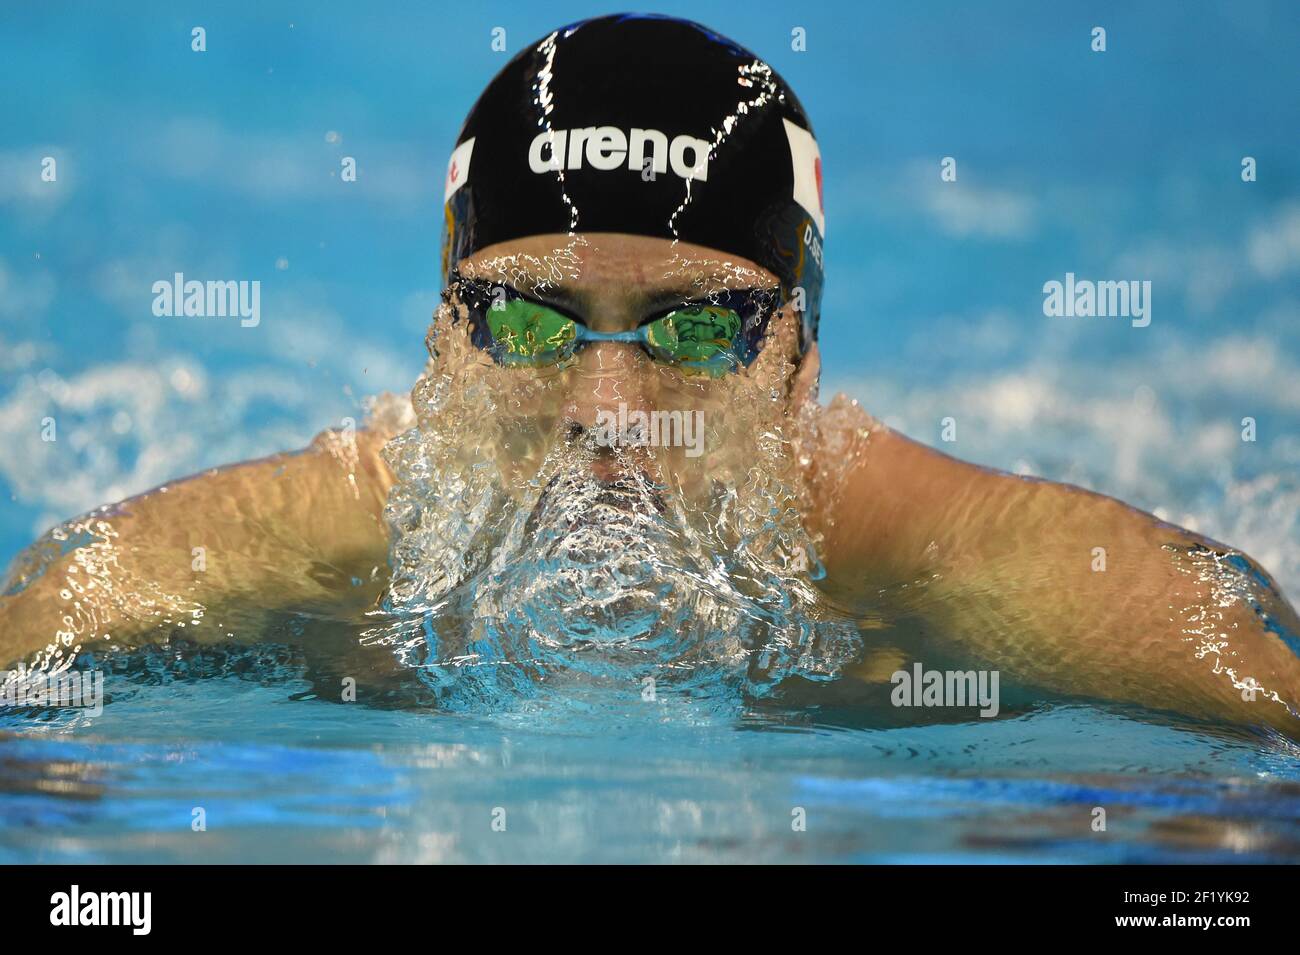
[457,233,779,304]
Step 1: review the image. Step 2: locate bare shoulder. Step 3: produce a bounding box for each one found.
[804,396,998,590]
[0,420,404,669]
[805,393,1264,601]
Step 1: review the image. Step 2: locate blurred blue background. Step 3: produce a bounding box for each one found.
[2,1,1298,591]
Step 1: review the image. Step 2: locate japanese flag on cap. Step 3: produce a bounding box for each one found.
[444,137,475,202]
[783,118,824,238]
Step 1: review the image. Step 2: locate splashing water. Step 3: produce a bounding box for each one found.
[360,293,862,711]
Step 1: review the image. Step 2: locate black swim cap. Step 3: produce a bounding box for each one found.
[440,13,825,353]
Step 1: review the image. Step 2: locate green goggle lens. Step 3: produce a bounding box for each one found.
[644,305,742,365]
[485,299,577,362]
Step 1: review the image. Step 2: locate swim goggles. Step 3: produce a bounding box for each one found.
[442,271,782,375]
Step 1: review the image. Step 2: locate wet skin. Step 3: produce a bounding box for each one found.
[3,233,1299,733]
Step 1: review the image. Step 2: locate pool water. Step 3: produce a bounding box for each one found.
[3,648,1299,864]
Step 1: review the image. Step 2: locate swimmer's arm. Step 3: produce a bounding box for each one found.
[0,428,396,670]
[813,411,1300,731]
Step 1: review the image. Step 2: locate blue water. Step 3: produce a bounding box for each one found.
[3,2,1299,863]
[4,664,1300,863]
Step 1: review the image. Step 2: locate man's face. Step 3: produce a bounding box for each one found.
[430,232,818,497]
[372,232,851,706]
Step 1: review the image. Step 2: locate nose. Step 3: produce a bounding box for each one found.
[561,341,655,431]
[560,342,663,481]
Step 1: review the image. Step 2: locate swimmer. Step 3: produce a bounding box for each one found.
[3,14,1299,731]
